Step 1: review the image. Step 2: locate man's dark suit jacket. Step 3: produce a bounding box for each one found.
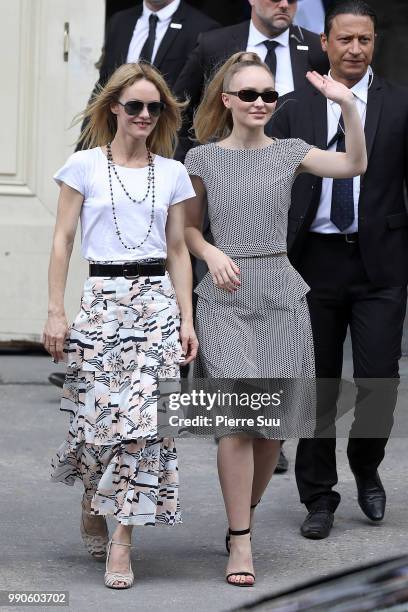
[270,76,408,287]
[173,21,329,156]
[187,0,251,25]
[99,2,220,89]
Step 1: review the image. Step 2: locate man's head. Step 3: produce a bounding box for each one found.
[248,0,298,37]
[145,0,176,11]
[321,0,377,86]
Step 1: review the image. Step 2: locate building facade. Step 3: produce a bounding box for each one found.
[0,0,104,342]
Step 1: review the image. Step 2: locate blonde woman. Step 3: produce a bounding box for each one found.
[43,62,198,589]
[184,53,367,586]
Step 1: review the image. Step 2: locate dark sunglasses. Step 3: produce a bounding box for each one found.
[117,99,166,117]
[225,89,279,103]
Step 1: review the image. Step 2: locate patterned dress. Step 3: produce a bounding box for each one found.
[184,139,316,438]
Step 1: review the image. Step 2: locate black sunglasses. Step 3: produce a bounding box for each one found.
[117,99,166,117]
[225,89,279,103]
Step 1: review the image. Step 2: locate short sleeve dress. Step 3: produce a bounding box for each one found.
[184,139,316,438]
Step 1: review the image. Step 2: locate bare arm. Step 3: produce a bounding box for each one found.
[183,175,211,261]
[42,184,83,361]
[166,202,198,365]
[184,175,240,293]
[298,71,368,178]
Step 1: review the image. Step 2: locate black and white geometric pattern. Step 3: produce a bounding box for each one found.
[184,140,316,438]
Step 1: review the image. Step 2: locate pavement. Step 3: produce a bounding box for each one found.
[0,348,408,612]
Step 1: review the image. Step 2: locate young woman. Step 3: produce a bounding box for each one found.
[184,52,367,586]
[43,62,198,589]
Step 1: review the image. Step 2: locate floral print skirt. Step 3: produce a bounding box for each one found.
[50,272,183,526]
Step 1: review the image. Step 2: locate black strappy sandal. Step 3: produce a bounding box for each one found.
[225,500,260,554]
[225,528,255,587]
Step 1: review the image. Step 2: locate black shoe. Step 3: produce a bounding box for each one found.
[300,508,334,540]
[225,528,255,587]
[48,372,65,388]
[225,500,260,554]
[353,470,386,522]
[275,448,289,474]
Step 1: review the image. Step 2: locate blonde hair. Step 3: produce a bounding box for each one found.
[193,52,273,144]
[76,62,187,157]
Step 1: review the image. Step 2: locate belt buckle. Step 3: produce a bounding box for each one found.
[345,233,357,244]
[123,263,140,279]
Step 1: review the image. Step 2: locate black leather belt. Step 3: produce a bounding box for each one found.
[89,260,167,278]
[309,232,358,244]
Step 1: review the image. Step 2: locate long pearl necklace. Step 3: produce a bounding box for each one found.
[107,142,155,251]
[107,142,154,204]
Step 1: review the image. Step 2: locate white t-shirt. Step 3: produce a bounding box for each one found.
[53,147,195,261]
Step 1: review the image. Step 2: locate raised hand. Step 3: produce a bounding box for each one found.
[306,71,354,106]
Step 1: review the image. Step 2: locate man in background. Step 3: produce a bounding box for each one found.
[98,0,219,89]
[271,0,408,538]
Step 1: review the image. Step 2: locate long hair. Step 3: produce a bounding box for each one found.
[76,62,187,157]
[193,52,273,144]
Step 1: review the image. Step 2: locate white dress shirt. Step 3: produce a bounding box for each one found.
[294,0,325,35]
[310,69,371,234]
[127,0,181,64]
[246,21,295,97]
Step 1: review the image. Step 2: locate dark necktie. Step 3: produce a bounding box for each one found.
[264,40,279,77]
[330,115,355,231]
[139,13,159,63]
